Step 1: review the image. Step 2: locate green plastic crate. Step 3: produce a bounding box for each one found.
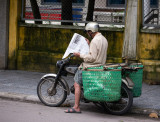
[82,66,122,102]
[123,63,143,97]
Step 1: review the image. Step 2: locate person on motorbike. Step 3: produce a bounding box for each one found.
[65,22,108,113]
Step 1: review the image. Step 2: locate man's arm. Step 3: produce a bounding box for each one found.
[80,41,98,63]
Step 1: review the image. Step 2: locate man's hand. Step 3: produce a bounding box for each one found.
[85,38,90,45]
[73,52,80,58]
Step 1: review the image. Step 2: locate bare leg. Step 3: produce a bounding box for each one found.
[73,82,81,111]
[64,82,81,113]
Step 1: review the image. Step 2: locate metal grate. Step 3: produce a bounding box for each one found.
[21,0,126,26]
[143,0,160,28]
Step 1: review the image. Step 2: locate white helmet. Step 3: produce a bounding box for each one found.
[85,22,99,32]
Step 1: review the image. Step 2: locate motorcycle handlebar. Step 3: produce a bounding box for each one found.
[70,53,75,58]
[63,53,75,64]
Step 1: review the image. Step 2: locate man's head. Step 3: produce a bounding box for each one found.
[85,22,99,38]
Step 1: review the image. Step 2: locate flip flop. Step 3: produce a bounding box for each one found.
[64,107,81,113]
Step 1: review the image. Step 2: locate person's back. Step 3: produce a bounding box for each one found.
[80,32,108,69]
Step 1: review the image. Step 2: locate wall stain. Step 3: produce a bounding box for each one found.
[17,26,124,72]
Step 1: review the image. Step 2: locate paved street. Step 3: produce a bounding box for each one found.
[0,70,160,109]
[0,69,160,118]
[0,98,159,122]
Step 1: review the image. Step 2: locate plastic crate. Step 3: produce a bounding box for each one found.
[82,66,122,102]
[123,63,143,97]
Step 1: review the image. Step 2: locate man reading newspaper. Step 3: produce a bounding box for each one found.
[65,22,108,113]
[62,33,89,59]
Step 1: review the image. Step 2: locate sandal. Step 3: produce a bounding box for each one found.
[64,107,81,113]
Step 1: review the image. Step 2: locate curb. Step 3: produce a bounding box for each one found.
[131,107,160,117]
[0,92,159,117]
[0,92,40,104]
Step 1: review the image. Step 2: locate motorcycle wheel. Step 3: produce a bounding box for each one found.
[37,76,67,107]
[103,83,133,115]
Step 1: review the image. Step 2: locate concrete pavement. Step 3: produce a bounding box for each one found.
[1,98,159,122]
[0,70,160,116]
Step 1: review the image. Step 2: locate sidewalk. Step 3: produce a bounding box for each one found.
[0,70,160,116]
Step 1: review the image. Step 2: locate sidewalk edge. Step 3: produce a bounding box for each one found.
[0,92,159,116]
[0,92,40,104]
[131,107,160,117]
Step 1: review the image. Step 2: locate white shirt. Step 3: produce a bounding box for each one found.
[80,33,108,69]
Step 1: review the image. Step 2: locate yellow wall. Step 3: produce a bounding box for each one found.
[8,0,160,83]
[17,25,124,72]
[138,33,160,60]
[8,0,22,69]
[138,32,160,84]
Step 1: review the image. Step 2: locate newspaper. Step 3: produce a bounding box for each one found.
[62,33,89,59]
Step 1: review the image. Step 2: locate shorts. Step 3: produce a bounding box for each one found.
[74,70,83,86]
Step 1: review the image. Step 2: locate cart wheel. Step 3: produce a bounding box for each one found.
[103,83,133,115]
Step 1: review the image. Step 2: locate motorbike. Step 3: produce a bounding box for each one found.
[37,54,140,115]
